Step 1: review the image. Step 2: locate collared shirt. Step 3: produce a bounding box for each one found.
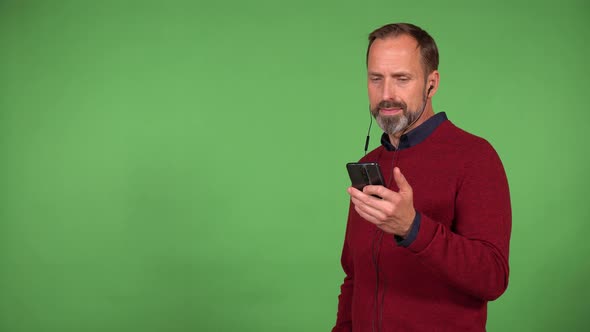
[380,112,448,246]
[381,112,448,151]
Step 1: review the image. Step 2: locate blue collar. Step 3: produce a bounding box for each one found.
[381,112,448,151]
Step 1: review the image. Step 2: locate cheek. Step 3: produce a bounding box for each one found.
[410,90,425,107]
[397,89,418,106]
[367,87,380,104]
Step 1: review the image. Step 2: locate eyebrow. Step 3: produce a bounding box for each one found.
[368,71,413,78]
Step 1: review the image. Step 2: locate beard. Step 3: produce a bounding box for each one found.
[370,99,421,136]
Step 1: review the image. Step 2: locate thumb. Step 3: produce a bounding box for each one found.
[394,167,412,194]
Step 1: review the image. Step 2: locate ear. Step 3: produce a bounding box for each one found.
[426,70,440,98]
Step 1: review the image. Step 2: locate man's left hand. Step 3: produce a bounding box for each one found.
[347,167,416,238]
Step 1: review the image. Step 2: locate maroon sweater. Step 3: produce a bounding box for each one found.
[333,116,511,331]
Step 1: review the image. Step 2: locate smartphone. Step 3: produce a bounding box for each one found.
[346,162,385,190]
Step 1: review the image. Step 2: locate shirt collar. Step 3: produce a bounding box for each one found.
[381,112,448,151]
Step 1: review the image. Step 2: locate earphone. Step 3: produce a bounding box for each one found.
[427,84,434,96]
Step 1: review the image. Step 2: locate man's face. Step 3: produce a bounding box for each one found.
[367,35,428,136]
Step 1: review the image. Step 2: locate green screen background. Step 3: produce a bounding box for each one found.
[1,0,588,331]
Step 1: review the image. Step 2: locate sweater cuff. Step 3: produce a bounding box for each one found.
[406,212,438,253]
[394,211,421,247]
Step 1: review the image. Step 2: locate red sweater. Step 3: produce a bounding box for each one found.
[333,119,511,331]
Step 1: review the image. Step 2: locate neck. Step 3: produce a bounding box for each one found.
[387,133,402,149]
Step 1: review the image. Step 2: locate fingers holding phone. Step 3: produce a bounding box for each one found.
[346,164,415,237]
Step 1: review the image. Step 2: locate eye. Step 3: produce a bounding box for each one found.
[370,77,382,83]
[398,77,409,82]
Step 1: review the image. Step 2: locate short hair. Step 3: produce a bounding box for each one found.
[367,23,439,77]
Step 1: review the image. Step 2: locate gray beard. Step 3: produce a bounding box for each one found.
[371,83,429,136]
[375,109,421,136]
[376,113,408,136]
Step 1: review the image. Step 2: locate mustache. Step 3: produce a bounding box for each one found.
[378,100,407,110]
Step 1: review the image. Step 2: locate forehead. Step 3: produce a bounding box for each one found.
[367,35,423,74]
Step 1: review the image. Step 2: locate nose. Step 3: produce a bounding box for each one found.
[381,78,395,101]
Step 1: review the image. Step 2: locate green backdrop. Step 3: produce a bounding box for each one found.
[1,0,588,331]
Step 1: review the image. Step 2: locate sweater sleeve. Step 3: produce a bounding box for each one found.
[332,204,355,331]
[406,143,512,301]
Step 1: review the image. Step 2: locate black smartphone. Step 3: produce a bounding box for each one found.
[346,162,385,191]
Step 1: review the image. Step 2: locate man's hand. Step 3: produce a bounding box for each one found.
[347,167,416,237]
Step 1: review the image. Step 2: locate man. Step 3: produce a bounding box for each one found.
[332,23,511,331]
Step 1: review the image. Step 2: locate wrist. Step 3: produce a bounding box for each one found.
[400,210,417,238]
[394,210,421,247]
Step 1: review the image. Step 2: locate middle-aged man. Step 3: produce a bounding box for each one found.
[332,23,512,331]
